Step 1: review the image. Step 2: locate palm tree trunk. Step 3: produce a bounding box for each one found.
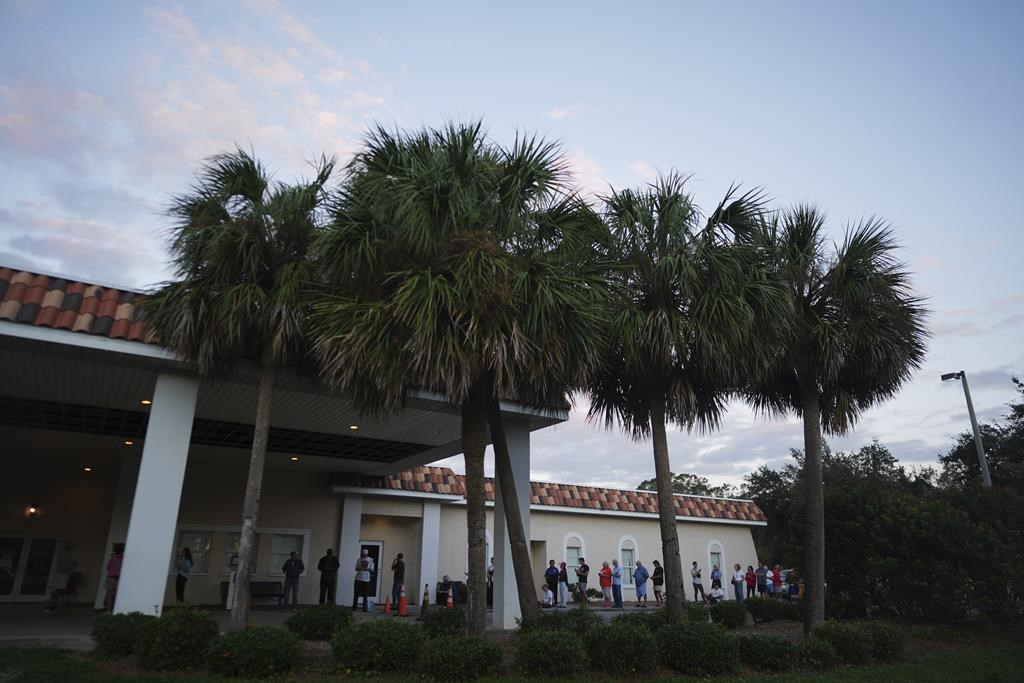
[230,359,278,632]
[648,386,686,622]
[486,396,541,622]
[461,384,489,636]
[800,383,826,633]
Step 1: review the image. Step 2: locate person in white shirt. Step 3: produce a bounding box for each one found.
[691,561,705,602]
[708,585,724,604]
[541,584,554,607]
[731,563,745,605]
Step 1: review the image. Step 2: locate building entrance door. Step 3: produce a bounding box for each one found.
[0,536,58,602]
[359,541,383,599]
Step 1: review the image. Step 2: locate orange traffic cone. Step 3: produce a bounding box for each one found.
[418,584,430,621]
[397,585,409,617]
[446,589,454,608]
[383,595,392,615]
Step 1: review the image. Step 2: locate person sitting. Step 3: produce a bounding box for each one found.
[708,585,725,604]
[541,584,554,608]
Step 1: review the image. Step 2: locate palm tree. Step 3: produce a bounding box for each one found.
[312,123,608,633]
[587,173,786,622]
[745,205,928,632]
[144,149,334,631]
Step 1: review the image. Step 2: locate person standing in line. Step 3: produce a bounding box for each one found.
[771,564,783,598]
[691,561,706,602]
[611,559,624,608]
[755,561,769,596]
[352,549,372,612]
[710,564,722,589]
[745,565,756,599]
[103,549,122,611]
[486,557,495,607]
[598,561,613,608]
[281,551,304,610]
[575,558,590,606]
[317,549,340,604]
[633,561,650,607]
[175,548,192,604]
[390,553,405,612]
[651,560,664,606]
[544,560,560,603]
[731,564,745,604]
[557,561,569,608]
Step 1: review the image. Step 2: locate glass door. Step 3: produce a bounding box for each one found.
[0,537,25,597]
[0,537,58,601]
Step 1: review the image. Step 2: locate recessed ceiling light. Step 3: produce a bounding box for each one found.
[290,456,299,462]
[140,399,152,406]
[83,466,92,472]
[124,440,134,446]
[349,424,359,431]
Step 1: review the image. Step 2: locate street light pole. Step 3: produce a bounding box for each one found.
[941,370,993,488]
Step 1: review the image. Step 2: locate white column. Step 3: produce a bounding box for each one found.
[94,456,140,608]
[493,418,531,629]
[418,501,441,605]
[114,373,198,616]
[336,493,363,607]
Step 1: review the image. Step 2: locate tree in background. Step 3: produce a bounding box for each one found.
[941,377,1023,490]
[744,206,928,631]
[144,149,334,631]
[312,124,609,633]
[587,174,787,622]
[637,472,738,498]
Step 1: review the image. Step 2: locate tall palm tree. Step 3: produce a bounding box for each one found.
[144,149,334,631]
[587,173,786,622]
[745,205,928,632]
[312,123,609,633]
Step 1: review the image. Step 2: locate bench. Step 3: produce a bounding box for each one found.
[220,580,285,607]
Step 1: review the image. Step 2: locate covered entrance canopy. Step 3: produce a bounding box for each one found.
[0,267,562,628]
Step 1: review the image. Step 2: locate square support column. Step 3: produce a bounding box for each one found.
[94,456,140,609]
[336,493,363,607]
[115,373,198,615]
[418,501,441,605]
[493,418,531,629]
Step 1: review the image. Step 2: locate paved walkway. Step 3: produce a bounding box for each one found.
[0,601,649,650]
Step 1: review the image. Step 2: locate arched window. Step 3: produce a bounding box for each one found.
[708,540,724,585]
[619,536,637,586]
[563,532,584,579]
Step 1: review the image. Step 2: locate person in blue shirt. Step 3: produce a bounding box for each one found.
[632,561,650,607]
[611,559,624,608]
[710,564,722,589]
[543,560,560,605]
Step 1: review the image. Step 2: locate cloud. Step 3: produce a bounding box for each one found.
[564,149,610,200]
[626,160,657,181]
[546,107,578,120]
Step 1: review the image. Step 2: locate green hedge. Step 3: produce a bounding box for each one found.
[861,621,905,662]
[418,635,502,681]
[516,607,601,635]
[423,606,467,638]
[514,628,585,677]
[745,596,785,623]
[686,601,711,623]
[91,612,156,658]
[734,633,797,671]
[610,608,669,632]
[585,623,656,674]
[136,607,219,671]
[798,633,839,670]
[284,604,353,640]
[657,621,737,676]
[204,625,300,678]
[333,619,425,673]
[814,620,873,664]
[710,600,747,629]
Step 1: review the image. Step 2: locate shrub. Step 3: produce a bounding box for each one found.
[585,623,656,674]
[781,601,802,621]
[284,604,353,640]
[419,635,502,681]
[657,621,738,675]
[516,607,601,635]
[861,621,904,662]
[798,634,838,670]
[332,619,425,673]
[91,612,156,658]
[136,607,219,671]
[205,625,300,678]
[734,633,796,672]
[745,597,784,624]
[710,600,747,629]
[813,621,872,664]
[610,608,669,632]
[514,628,585,677]
[686,601,711,623]
[423,606,467,638]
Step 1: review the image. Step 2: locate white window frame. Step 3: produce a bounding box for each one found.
[172,525,309,578]
[222,532,260,575]
[618,535,638,587]
[268,533,309,577]
[562,531,585,581]
[170,528,213,576]
[708,538,725,592]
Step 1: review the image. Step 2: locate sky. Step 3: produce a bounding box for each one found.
[1,0,1022,491]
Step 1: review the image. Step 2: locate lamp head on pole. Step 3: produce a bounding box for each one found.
[941,372,963,382]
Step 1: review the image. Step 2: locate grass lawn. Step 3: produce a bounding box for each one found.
[2,624,1022,682]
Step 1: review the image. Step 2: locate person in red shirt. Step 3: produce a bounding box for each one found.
[103,549,122,611]
[744,565,756,599]
[598,561,613,608]
[771,565,783,598]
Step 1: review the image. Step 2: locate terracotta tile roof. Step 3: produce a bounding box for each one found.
[0,267,153,344]
[339,466,766,523]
